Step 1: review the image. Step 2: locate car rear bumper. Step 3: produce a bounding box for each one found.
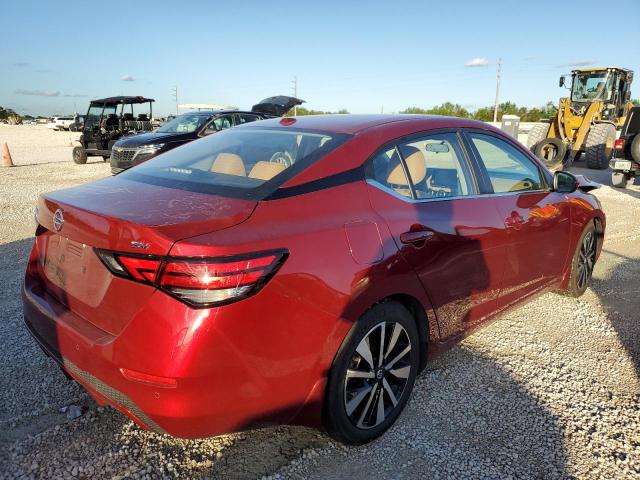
[22,246,332,438]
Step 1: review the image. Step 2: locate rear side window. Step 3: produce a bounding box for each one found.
[469,133,543,193]
[368,148,413,199]
[122,127,350,199]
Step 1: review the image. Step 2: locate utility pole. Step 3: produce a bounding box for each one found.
[493,58,502,123]
[291,76,298,115]
[171,86,179,115]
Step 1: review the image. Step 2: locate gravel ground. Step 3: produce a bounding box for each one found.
[0,125,83,166]
[0,127,639,479]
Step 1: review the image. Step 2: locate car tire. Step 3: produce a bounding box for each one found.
[630,134,640,163]
[533,138,566,171]
[72,146,87,165]
[323,301,420,445]
[611,172,633,189]
[526,122,550,149]
[563,223,597,298]
[585,123,616,170]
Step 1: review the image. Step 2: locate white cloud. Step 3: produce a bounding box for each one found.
[14,89,60,97]
[120,75,136,82]
[464,57,489,67]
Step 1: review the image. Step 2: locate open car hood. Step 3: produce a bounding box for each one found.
[251,96,305,117]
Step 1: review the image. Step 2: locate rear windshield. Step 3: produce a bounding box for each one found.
[121,127,350,199]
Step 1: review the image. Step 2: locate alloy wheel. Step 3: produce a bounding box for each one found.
[343,321,412,429]
[576,231,596,290]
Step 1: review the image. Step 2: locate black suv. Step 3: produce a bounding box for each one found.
[610,106,640,188]
[110,96,303,174]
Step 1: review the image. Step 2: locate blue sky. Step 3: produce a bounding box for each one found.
[2,0,639,116]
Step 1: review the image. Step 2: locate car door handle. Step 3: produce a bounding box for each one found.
[400,230,434,244]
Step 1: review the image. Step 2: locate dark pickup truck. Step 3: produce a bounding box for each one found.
[610,106,640,188]
[110,96,304,174]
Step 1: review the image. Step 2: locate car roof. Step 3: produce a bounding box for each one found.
[241,114,485,134]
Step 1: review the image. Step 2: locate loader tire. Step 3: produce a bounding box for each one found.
[533,138,566,171]
[526,122,550,149]
[630,134,640,163]
[585,123,616,170]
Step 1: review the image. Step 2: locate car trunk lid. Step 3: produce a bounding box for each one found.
[251,96,305,117]
[34,176,257,335]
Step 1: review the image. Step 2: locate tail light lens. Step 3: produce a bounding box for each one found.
[96,249,287,308]
[614,139,625,150]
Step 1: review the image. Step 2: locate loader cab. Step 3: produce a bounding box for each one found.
[565,68,633,121]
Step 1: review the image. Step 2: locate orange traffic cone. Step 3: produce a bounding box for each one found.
[2,142,14,167]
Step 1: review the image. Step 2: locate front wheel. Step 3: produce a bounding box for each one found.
[611,172,633,189]
[324,302,419,444]
[72,146,87,164]
[585,123,616,170]
[564,223,597,298]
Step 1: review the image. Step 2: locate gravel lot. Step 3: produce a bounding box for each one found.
[1,125,638,479]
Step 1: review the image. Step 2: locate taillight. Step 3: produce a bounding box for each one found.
[95,249,287,308]
[614,139,625,150]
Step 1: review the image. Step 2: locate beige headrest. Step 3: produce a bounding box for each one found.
[211,153,246,176]
[387,150,427,185]
[248,161,286,181]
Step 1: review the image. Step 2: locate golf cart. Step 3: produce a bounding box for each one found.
[72,96,154,164]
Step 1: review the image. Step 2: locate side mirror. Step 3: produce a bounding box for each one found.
[553,171,578,193]
[559,76,565,87]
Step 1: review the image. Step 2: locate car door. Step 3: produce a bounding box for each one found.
[463,130,572,306]
[366,131,510,340]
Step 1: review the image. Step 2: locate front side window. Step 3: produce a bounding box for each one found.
[213,115,234,131]
[469,133,543,193]
[239,113,261,124]
[157,114,209,134]
[397,133,473,199]
[121,127,349,199]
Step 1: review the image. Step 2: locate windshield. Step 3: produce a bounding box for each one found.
[121,127,350,199]
[85,105,116,128]
[156,114,210,133]
[571,71,613,103]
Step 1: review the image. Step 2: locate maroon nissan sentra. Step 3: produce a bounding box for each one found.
[23,114,604,444]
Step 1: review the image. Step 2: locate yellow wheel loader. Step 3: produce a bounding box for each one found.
[527,67,634,170]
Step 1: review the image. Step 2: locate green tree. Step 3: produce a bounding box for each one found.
[401,103,470,118]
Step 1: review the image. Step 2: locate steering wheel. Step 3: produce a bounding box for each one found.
[270,151,294,167]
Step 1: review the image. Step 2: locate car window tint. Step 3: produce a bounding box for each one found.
[397,134,472,199]
[368,148,413,199]
[469,133,543,193]
[239,114,261,124]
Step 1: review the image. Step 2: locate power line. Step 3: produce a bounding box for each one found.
[493,58,502,122]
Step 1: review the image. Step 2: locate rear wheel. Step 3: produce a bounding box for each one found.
[324,302,419,444]
[526,122,550,149]
[630,134,640,163]
[585,123,616,170]
[533,138,566,171]
[564,223,597,297]
[611,172,633,189]
[72,146,87,165]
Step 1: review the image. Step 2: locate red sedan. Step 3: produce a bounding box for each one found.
[23,115,605,444]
